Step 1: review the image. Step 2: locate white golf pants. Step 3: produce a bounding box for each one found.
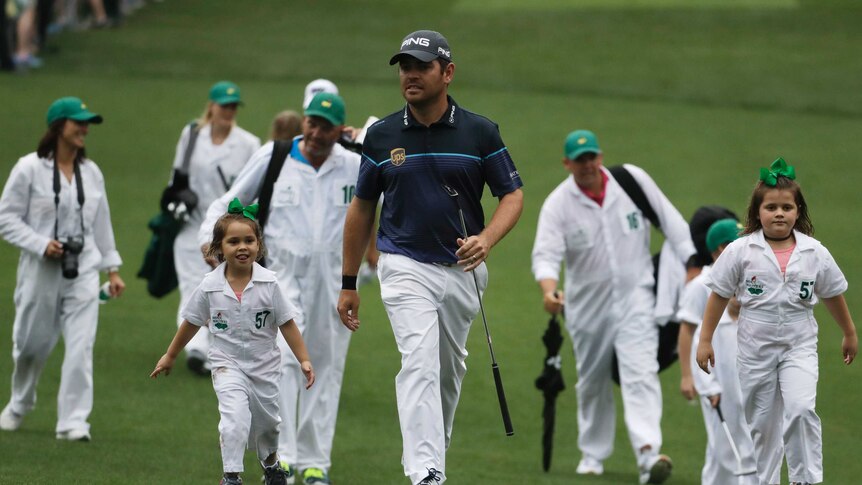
[212,365,281,473]
[6,255,99,435]
[567,285,663,463]
[277,287,351,471]
[379,252,487,485]
[737,311,822,485]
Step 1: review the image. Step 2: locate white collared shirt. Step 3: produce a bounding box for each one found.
[531,164,695,325]
[182,262,299,369]
[0,152,122,271]
[706,230,847,320]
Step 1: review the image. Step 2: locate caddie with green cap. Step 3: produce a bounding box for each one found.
[46,97,103,126]
[706,218,742,253]
[209,80,243,105]
[533,127,696,483]
[304,92,346,127]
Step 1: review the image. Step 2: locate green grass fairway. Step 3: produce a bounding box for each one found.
[1,1,860,483]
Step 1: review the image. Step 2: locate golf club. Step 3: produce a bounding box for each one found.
[443,184,514,436]
[715,403,757,476]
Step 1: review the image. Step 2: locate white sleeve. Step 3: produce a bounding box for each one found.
[626,164,695,263]
[89,165,123,270]
[677,277,709,327]
[0,159,52,257]
[531,194,565,282]
[168,125,191,183]
[815,245,848,298]
[197,142,274,246]
[705,241,741,299]
[180,284,209,327]
[654,241,686,325]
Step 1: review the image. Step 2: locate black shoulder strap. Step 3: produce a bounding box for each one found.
[608,165,661,232]
[179,122,199,175]
[257,140,292,231]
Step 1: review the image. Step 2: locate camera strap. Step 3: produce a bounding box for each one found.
[53,159,86,241]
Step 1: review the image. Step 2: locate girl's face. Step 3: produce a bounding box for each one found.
[60,120,89,150]
[220,220,259,270]
[758,189,798,239]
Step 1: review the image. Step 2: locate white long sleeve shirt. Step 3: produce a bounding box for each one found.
[531,164,695,326]
[0,153,122,272]
[199,139,361,257]
[171,123,261,227]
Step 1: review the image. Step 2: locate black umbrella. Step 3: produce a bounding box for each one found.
[534,311,566,472]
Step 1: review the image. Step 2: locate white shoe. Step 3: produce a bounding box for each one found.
[56,429,91,441]
[0,405,23,431]
[576,456,604,475]
[638,452,672,484]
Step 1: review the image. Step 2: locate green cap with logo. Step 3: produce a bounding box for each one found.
[209,81,242,105]
[304,92,345,126]
[706,218,743,252]
[46,97,103,126]
[564,129,601,160]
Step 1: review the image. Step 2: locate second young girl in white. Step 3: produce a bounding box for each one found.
[696,158,857,485]
[152,199,314,485]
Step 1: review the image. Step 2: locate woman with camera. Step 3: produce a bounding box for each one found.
[0,97,125,441]
[167,81,260,376]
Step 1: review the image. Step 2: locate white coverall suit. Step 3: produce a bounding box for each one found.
[531,164,695,468]
[0,153,122,436]
[706,230,847,485]
[678,266,757,485]
[181,262,299,472]
[201,139,360,471]
[171,123,260,361]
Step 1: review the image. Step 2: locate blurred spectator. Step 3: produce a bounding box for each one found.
[269,110,302,142]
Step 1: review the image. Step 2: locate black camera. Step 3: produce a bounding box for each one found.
[61,238,85,279]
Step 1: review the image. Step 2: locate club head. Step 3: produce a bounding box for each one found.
[442,184,459,197]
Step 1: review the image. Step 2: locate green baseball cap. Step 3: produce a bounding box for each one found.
[706,218,743,252]
[564,129,601,160]
[209,81,242,105]
[46,97,103,126]
[304,92,345,126]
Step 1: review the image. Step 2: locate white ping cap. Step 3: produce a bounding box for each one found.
[303,79,339,110]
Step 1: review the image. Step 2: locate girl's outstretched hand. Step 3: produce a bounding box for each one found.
[301,361,315,389]
[150,354,176,378]
[843,334,858,365]
[696,342,715,374]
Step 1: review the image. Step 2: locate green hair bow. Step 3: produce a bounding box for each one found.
[759,158,796,187]
[227,198,259,221]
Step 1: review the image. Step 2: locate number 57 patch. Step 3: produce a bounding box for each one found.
[799,280,815,300]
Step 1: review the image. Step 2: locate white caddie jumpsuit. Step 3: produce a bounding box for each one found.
[678,266,757,485]
[0,153,122,436]
[182,262,299,473]
[706,230,848,485]
[171,123,260,361]
[200,139,360,472]
[532,164,695,467]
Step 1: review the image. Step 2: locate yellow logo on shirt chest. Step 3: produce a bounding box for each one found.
[390,148,406,166]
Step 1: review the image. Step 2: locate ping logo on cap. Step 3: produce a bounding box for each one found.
[402,37,430,48]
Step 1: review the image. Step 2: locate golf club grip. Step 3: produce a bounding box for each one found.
[492,363,514,436]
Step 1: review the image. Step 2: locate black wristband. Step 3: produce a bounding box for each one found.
[342,275,358,291]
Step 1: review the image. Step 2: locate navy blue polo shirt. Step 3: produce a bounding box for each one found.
[356,96,523,264]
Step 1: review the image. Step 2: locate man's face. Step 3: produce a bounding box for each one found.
[398,57,454,107]
[564,152,604,190]
[302,115,341,158]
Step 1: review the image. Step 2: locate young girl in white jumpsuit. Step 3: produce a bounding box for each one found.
[697,159,857,485]
[678,219,756,485]
[0,97,126,441]
[152,200,314,485]
[169,81,260,374]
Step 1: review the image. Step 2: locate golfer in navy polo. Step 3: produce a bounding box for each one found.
[337,30,524,485]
